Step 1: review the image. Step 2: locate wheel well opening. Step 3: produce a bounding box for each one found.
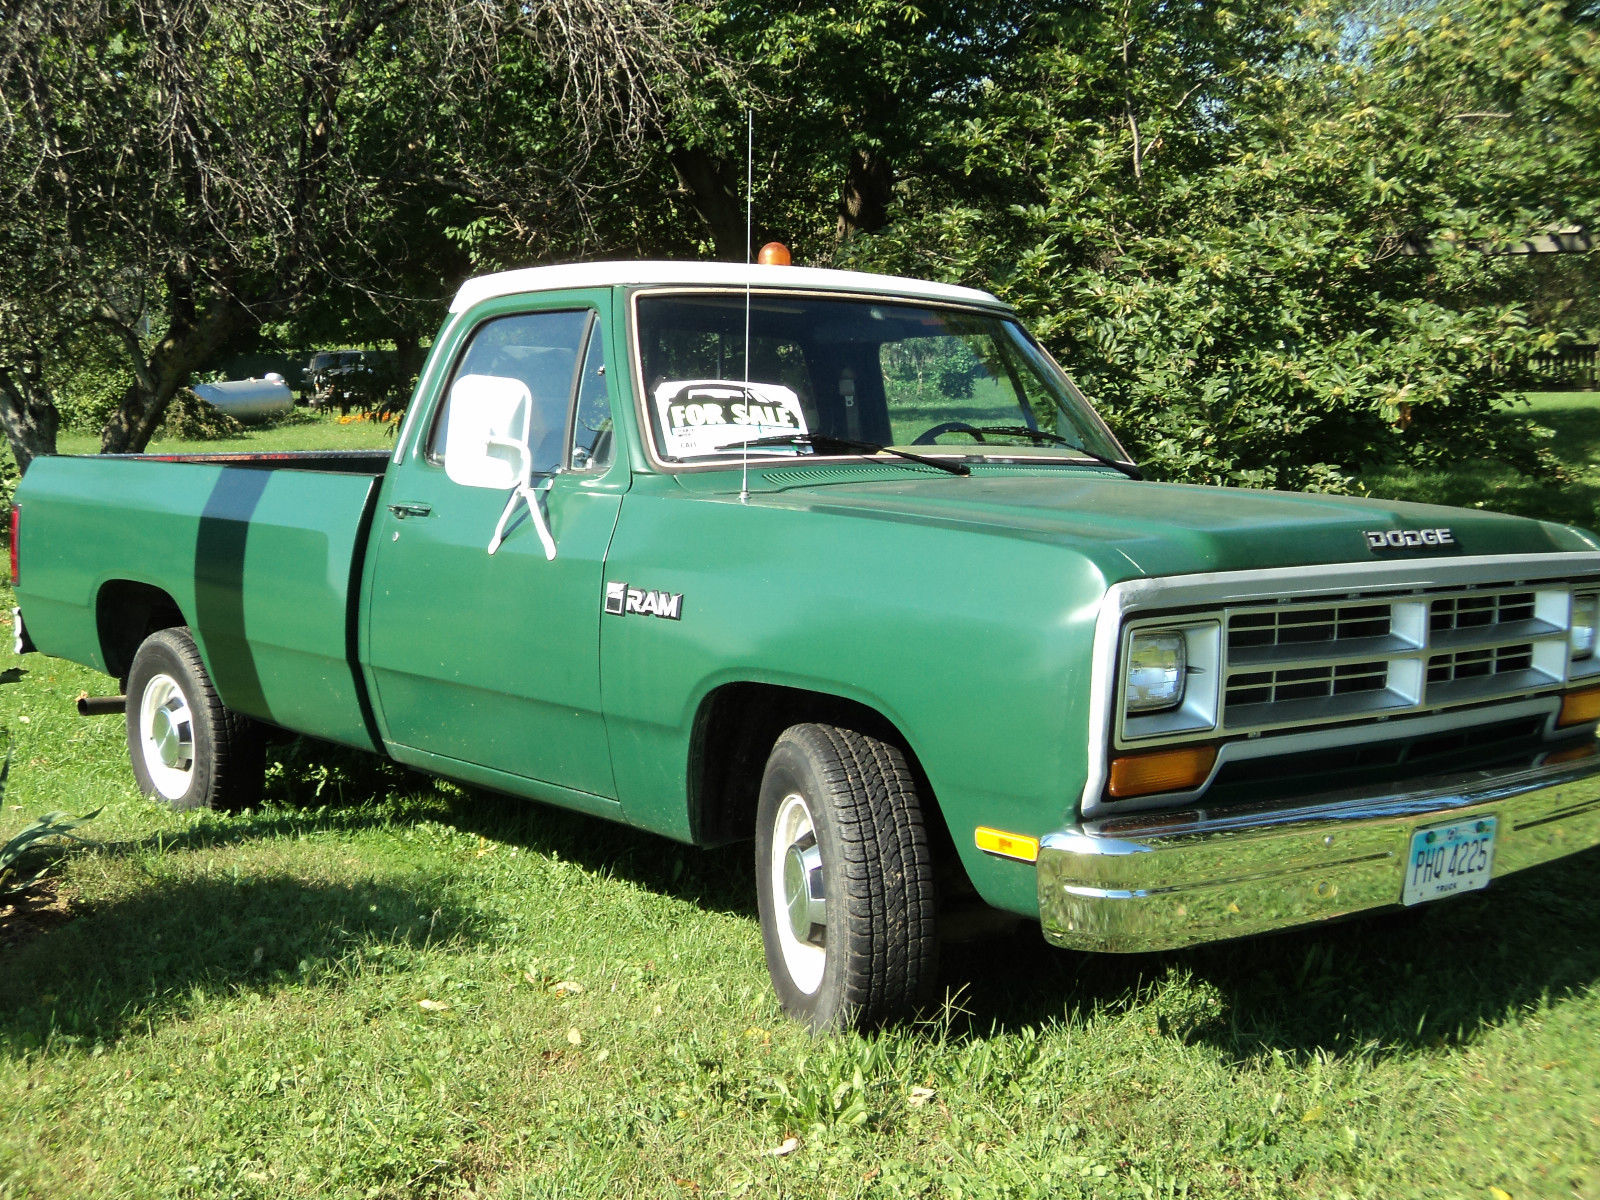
[688,683,952,854]
[97,581,185,681]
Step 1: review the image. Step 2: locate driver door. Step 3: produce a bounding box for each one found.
[363,297,624,799]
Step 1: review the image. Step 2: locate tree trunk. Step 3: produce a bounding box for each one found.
[0,359,60,475]
[393,330,426,396]
[837,148,893,240]
[99,297,245,455]
[670,146,747,261]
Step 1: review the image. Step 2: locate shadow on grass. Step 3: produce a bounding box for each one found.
[0,871,485,1052]
[432,786,758,920]
[941,846,1600,1061]
[289,734,759,918]
[77,737,1600,1063]
[105,737,757,921]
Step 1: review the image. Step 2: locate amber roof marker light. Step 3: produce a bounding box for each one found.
[757,242,791,266]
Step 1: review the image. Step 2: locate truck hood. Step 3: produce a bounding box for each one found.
[709,466,1599,581]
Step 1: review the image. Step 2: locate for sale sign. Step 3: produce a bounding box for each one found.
[655,380,808,458]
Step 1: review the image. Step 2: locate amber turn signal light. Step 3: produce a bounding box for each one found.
[974,826,1040,862]
[1108,745,1218,799]
[1557,686,1600,729]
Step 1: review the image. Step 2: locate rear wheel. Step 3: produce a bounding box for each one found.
[126,627,263,811]
[755,723,939,1032]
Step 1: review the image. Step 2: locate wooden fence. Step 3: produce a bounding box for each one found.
[1514,344,1598,391]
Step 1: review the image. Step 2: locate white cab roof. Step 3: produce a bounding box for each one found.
[449,260,1002,314]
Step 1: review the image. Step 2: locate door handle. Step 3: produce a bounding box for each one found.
[387,502,433,519]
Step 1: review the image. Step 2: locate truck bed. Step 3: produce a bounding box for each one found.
[16,452,387,751]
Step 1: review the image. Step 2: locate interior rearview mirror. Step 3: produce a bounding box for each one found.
[443,373,533,490]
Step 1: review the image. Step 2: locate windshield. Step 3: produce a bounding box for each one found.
[634,292,1128,466]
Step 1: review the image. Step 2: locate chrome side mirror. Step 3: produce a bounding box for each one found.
[440,373,557,560]
[443,373,533,491]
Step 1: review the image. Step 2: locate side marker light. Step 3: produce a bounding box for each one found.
[974,826,1039,863]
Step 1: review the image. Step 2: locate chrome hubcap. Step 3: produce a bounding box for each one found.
[150,705,186,768]
[770,792,827,994]
[139,673,196,799]
[783,841,826,943]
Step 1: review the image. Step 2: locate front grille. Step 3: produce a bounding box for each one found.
[1427,644,1536,684]
[1430,591,1536,632]
[1226,661,1388,707]
[1212,583,1572,736]
[1229,604,1391,651]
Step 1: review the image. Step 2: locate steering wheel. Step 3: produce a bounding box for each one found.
[911,421,986,446]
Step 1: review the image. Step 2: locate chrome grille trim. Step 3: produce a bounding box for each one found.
[1084,552,1600,819]
[1211,584,1570,736]
[1115,570,1600,751]
[1430,591,1536,632]
[1226,661,1389,707]
[1427,644,1535,683]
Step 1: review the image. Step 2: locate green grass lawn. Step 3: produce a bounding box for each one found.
[52,408,401,458]
[1359,391,1600,532]
[2,401,1599,1198]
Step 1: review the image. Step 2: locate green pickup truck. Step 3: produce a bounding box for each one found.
[13,261,1600,1031]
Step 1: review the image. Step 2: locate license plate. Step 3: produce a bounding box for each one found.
[1402,817,1497,906]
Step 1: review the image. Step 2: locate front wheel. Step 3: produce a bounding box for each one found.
[126,627,264,811]
[755,724,939,1032]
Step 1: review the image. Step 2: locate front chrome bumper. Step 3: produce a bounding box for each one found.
[1038,750,1600,952]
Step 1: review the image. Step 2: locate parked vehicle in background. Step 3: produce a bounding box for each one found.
[13,259,1600,1034]
[307,350,390,414]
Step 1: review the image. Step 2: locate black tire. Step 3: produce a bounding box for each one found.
[754,723,939,1032]
[125,627,264,811]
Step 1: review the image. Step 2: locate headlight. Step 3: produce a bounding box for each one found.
[1573,592,1598,662]
[1126,630,1187,713]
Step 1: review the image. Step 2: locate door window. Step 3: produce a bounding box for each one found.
[570,322,614,471]
[429,309,596,474]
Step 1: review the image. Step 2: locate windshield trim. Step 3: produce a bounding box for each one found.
[625,284,1134,476]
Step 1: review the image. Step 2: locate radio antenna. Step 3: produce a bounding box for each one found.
[740,109,754,505]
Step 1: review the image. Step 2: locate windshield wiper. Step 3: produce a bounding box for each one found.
[718,432,971,477]
[958,425,1144,481]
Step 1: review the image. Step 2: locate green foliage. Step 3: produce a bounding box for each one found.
[839,0,1598,489]
[5,0,1597,486]
[47,342,137,436]
[1054,220,1554,490]
[152,392,245,443]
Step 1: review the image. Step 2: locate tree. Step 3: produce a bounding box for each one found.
[0,0,727,468]
[839,0,1600,489]
[648,1,1035,262]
